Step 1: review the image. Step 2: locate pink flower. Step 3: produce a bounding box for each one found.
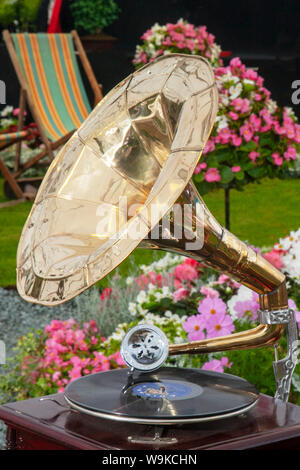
[218,127,232,144]
[198,296,227,318]
[234,292,259,321]
[243,69,258,81]
[229,111,239,120]
[174,262,198,283]
[240,123,253,141]
[231,134,242,146]
[202,356,232,373]
[283,146,297,161]
[232,98,250,114]
[249,151,260,162]
[183,314,205,341]
[100,287,112,300]
[13,108,27,117]
[194,162,207,174]
[288,299,300,330]
[203,140,215,154]
[206,311,235,338]
[200,286,220,298]
[173,287,190,302]
[110,351,126,366]
[231,166,241,173]
[230,57,242,68]
[249,115,261,131]
[141,29,153,40]
[272,153,283,166]
[263,249,284,270]
[204,167,221,182]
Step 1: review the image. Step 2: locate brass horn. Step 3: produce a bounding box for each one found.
[17,54,290,370]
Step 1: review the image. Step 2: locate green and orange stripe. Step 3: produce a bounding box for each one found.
[12,33,91,142]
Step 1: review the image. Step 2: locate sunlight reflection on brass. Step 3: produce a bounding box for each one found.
[17,53,288,359]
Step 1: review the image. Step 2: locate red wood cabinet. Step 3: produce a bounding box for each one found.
[1,393,300,450]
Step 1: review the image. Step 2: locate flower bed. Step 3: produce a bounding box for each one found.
[133,21,299,207]
[1,229,300,403]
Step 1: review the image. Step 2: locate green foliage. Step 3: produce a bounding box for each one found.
[70,0,120,35]
[0,329,46,403]
[0,0,42,31]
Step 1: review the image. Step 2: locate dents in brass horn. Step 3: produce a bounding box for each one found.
[17,54,218,305]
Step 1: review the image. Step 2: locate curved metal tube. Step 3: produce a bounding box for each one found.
[141,180,287,355]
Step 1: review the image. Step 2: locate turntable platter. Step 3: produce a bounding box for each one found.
[64,368,259,424]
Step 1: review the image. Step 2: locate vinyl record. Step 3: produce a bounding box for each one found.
[64,367,259,424]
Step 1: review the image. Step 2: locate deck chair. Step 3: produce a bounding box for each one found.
[0,130,31,199]
[2,30,103,198]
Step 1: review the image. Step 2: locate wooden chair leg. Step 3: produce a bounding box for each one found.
[14,88,26,172]
[0,157,24,199]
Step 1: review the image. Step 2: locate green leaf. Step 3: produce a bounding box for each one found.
[234,170,245,180]
[241,161,255,171]
[247,166,266,179]
[239,141,257,152]
[259,135,274,147]
[213,148,232,162]
[193,172,204,183]
[220,166,234,184]
[196,180,212,195]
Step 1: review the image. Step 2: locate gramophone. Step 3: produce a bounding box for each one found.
[16,54,298,425]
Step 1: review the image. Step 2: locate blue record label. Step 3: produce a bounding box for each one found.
[132,379,203,401]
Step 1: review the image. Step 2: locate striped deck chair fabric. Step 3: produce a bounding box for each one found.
[11,33,92,141]
[0,130,28,149]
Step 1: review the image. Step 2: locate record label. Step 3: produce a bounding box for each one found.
[132,380,202,401]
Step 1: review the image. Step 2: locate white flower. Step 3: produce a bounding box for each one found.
[136,290,147,304]
[216,114,228,130]
[162,286,171,297]
[229,82,242,100]
[154,33,164,46]
[174,336,184,344]
[147,283,156,292]
[128,302,138,316]
[126,276,133,285]
[285,107,296,118]
[227,285,253,320]
[1,118,14,128]
[1,106,13,117]
[243,78,255,86]
[267,99,278,114]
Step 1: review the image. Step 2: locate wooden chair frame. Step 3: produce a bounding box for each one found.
[1,30,103,198]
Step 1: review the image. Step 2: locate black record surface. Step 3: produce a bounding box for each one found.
[64,367,259,422]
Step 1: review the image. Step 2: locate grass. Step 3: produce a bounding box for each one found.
[0,177,299,287]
